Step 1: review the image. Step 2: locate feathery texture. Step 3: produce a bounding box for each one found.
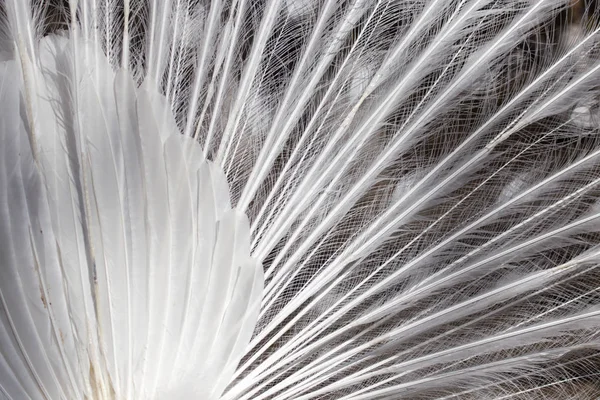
[0,8,262,399]
[1,0,600,399]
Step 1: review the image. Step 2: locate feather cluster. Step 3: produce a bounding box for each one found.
[1,0,600,399]
[0,11,262,400]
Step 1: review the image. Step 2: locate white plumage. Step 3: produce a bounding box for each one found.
[1,0,600,399]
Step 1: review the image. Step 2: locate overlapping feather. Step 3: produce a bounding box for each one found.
[0,7,262,398]
[1,0,600,399]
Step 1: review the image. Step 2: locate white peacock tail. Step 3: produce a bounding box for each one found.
[1,0,600,399]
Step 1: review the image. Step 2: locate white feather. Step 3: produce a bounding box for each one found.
[2,0,600,399]
[1,3,261,398]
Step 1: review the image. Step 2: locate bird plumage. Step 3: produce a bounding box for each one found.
[1,0,600,399]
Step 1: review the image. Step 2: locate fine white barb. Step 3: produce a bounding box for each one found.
[1,0,600,399]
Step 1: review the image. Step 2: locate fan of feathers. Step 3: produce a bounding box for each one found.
[1,0,600,399]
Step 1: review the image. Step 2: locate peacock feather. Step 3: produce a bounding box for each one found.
[1,0,600,399]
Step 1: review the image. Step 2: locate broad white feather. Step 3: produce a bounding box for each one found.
[1,0,600,399]
[1,10,261,399]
